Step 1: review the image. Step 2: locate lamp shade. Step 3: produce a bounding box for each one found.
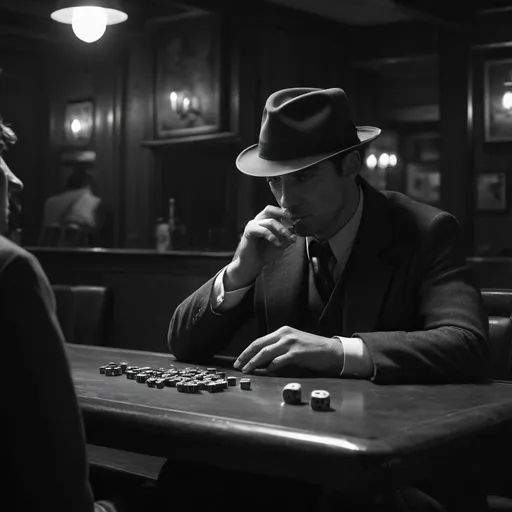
[51,0,128,25]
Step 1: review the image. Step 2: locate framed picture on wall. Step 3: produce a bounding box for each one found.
[477,172,507,211]
[154,14,226,140]
[64,100,94,146]
[484,58,512,142]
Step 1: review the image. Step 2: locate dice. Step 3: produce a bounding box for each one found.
[239,378,251,390]
[310,390,331,411]
[282,383,302,405]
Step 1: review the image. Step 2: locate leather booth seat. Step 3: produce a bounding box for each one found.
[481,289,512,381]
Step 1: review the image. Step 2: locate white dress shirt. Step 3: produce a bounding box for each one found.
[212,186,374,379]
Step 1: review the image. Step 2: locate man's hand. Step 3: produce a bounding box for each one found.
[233,326,345,377]
[224,206,297,290]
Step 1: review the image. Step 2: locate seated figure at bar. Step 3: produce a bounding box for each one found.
[40,163,104,246]
[0,112,148,512]
[168,87,489,385]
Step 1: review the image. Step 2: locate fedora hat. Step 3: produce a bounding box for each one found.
[236,87,381,177]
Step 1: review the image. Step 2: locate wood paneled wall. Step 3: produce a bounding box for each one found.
[471,33,512,256]
[1,5,510,255]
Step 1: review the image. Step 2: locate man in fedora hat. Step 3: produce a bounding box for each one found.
[169,87,488,386]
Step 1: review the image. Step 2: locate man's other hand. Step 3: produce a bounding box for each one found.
[233,326,344,377]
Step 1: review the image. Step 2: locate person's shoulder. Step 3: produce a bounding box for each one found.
[381,190,456,231]
[0,236,44,278]
[0,236,33,266]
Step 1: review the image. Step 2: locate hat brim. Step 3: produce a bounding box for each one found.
[236,126,381,177]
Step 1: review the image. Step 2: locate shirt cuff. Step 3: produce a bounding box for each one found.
[212,267,253,313]
[334,336,373,379]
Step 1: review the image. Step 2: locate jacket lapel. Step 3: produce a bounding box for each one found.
[320,178,395,336]
[260,238,307,333]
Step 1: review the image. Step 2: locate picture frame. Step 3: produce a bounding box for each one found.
[153,14,226,140]
[64,100,94,146]
[484,58,512,142]
[477,172,507,211]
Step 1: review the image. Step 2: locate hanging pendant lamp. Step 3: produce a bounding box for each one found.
[51,0,128,43]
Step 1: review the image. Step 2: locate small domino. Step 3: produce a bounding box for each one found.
[282,383,302,405]
[310,390,330,411]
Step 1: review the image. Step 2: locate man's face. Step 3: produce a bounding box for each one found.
[266,157,357,239]
[0,157,23,234]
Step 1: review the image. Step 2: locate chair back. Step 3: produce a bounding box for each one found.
[72,286,111,346]
[53,285,111,346]
[52,284,76,343]
[481,289,512,381]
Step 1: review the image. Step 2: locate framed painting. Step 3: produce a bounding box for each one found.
[154,14,225,140]
[477,172,507,211]
[484,58,512,142]
[64,100,94,146]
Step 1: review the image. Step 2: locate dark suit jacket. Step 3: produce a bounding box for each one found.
[168,179,490,384]
[1,236,96,512]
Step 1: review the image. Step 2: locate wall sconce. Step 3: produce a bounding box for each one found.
[169,91,201,121]
[65,100,94,145]
[503,81,512,110]
[51,0,128,43]
[366,152,398,170]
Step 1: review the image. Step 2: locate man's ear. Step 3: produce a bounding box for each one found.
[341,151,361,178]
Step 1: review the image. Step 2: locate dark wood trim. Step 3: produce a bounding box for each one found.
[390,0,465,28]
[144,10,210,27]
[140,131,239,147]
[472,41,512,50]
[472,10,512,48]
[438,29,475,255]
[347,22,439,65]
[0,26,57,43]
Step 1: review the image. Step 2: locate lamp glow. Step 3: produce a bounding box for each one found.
[503,91,512,110]
[389,154,398,167]
[169,92,178,112]
[378,153,390,168]
[366,154,377,169]
[71,6,107,43]
[71,119,82,134]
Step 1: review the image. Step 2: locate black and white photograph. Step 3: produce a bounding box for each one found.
[0,1,511,512]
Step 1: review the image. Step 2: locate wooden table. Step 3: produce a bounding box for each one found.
[69,345,512,496]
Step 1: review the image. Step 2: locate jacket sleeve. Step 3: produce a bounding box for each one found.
[3,252,96,512]
[168,268,255,362]
[356,213,490,384]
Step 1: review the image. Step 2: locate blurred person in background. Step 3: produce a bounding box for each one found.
[40,162,105,246]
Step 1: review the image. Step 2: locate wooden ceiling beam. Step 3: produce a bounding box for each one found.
[0,25,58,43]
[346,21,439,65]
[389,0,465,28]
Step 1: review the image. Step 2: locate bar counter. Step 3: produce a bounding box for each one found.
[27,246,234,353]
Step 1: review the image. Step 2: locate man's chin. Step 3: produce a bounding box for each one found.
[293,219,315,238]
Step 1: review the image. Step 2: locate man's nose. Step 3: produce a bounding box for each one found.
[279,178,299,208]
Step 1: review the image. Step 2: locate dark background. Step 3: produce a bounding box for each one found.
[0,0,511,256]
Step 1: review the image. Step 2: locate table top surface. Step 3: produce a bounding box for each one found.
[69,345,512,488]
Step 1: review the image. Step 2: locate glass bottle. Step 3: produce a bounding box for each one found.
[155,217,169,253]
[168,198,176,251]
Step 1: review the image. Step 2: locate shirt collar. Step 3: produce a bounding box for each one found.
[306,185,364,265]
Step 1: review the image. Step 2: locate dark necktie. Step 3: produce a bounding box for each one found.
[309,239,335,304]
